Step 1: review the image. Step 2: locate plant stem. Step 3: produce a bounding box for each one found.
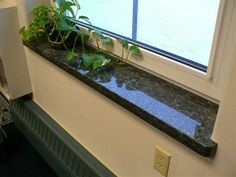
[75,9,79,18]
[62,31,68,40]
[59,31,69,50]
[96,39,100,52]
[121,47,124,60]
[50,7,57,29]
[126,50,130,60]
[72,33,80,52]
[55,33,60,42]
[81,35,85,53]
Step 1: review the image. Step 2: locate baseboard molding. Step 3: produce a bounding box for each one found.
[0,92,12,126]
[9,97,116,177]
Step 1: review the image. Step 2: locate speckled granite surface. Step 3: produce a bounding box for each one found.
[24,40,219,157]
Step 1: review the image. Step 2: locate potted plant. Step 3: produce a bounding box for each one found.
[19,0,142,71]
[79,29,142,70]
[117,39,142,64]
[20,0,88,48]
[19,0,108,68]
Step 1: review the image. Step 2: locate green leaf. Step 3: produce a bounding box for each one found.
[93,57,110,70]
[77,30,90,42]
[33,16,50,27]
[94,29,102,36]
[32,6,50,16]
[67,6,76,17]
[30,6,51,30]
[59,1,76,17]
[66,51,79,63]
[19,26,36,41]
[93,29,103,40]
[19,26,30,41]
[100,37,113,46]
[129,45,142,57]
[100,36,113,50]
[82,54,110,70]
[19,26,26,35]
[118,39,128,49]
[58,17,75,31]
[56,0,66,7]
[81,54,95,69]
[72,0,80,10]
[79,15,91,25]
[88,28,93,33]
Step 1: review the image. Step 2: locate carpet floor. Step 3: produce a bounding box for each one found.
[0,123,58,177]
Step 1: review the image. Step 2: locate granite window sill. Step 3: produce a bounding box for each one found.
[24,40,219,158]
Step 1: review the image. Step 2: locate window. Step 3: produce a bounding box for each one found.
[76,0,221,71]
[66,0,235,101]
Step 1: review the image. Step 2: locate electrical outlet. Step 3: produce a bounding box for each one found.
[154,146,171,177]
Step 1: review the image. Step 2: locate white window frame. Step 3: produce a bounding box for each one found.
[57,0,236,102]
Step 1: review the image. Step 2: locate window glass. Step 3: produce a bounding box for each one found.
[77,0,221,68]
[79,1,133,37]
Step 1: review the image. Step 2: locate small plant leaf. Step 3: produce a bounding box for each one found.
[100,37,113,46]
[81,54,94,69]
[19,26,35,41]
[88,28,93,33]
[72,0,80,10]
[19,26,30,41]
[58,17,75,31]
[19,26,26,35]
[66,51,79,63]
[118,39,129,49]
[33,16,50,27]
[93,58,111,70]
[32,6,50,16]
[79,16,91,25]
[82,54,110,70]
[100,36,113,50]
[77,30,90,42]
[56,0,66,7]
[67,6,76,17]
[93,29,103,40]
[129,45,142,57]
[59,1,76,17]
[94,29,102,35]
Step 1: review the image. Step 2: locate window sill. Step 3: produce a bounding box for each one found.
[24,39,219,158]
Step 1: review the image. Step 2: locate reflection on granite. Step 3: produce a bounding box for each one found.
[100,77,201,137]
[24,40,219,157]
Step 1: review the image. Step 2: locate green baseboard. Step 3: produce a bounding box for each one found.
[10,97,116,177]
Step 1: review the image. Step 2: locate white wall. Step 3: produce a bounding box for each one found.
[25,49,236,177]
[9,0,236,176]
